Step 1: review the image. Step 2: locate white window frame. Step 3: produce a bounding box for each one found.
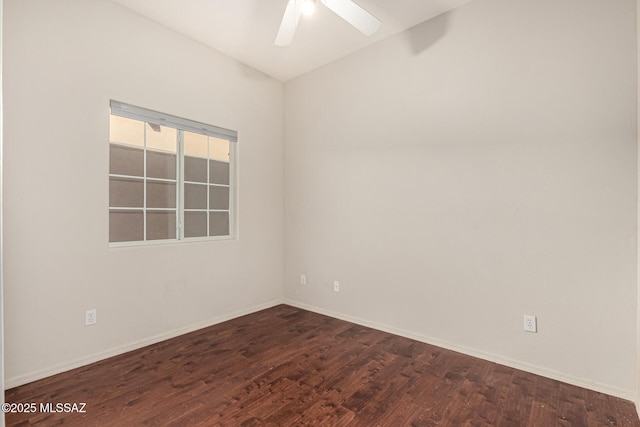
[109,100,237,247]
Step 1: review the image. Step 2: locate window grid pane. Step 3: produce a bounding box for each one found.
[184,211,207,238]
[109,177,144,208]
[110,144,144,177]
[146,210,177,241]
[109,108,233,245]
[185,183,207,210]
[109,209,144,243]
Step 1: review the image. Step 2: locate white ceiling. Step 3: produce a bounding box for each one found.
[109,0,473,82]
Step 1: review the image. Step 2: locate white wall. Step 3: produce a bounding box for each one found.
[3,0,284,386]
[284,0,637,399]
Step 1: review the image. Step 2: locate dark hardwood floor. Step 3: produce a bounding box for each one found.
[5,305,640,426]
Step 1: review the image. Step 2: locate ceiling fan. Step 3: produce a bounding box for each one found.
[275,0,381,46]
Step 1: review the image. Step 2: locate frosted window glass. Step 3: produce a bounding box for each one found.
[185,184,207,210]
[209,159,229,185]
[184,131,208,158]
[110,115,144,148]
[185,156,207,183]
[146,181,176,209]
[109,210,143,242]
[147,150,176,180]
[109,177,143,207]
[146,124,177,153]
[184,212,207,238]
[110,145,144,177]
[209,212,229,236]
[146,211,176,240]
[209,186,229,210]
[209,137,229,162]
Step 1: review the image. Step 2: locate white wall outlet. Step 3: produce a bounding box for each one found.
[524,314,537,333]
[85,309,97,326]
[333,281,340,292]
[300,274,307,285]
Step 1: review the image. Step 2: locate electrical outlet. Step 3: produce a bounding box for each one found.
[524,315,537,333]
[333,281,340,292]
[300,274,307,285]
[85,309,97,326]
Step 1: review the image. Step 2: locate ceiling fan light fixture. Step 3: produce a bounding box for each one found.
[302,0,316,16]
[275,0,380,47]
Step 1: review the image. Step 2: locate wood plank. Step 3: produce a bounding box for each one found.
[5,305,639,426]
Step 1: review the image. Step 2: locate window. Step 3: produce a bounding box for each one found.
[109,101,236,245]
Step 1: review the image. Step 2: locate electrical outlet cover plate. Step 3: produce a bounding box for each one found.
[524,314,537,333]
[333,281,340,292]
[85,309,97,326]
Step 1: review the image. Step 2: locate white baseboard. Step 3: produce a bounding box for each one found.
[5,299,283,390]
[284,299,635,402]
[7,298,635,404]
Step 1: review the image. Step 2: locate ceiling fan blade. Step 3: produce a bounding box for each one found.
[275,0,303,46]
[320,0,380,36]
